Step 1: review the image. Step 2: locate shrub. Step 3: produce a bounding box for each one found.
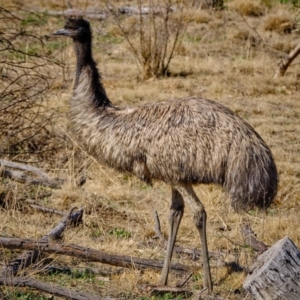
[111,0,190,79]
[0,8,63,159]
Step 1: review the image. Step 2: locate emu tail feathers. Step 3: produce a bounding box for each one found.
[225,141,278,212]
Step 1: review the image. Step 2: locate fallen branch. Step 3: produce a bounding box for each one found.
[32,8,107,20]
[0,237,189,273]
[0,159,64,188]
[274,42,300,78]
[29,204,66,216]
[138,284,193,298]
[0,276,102,300]
[0,169,63,188]
[40,265,122,277]
[0,160,49,178]
[1,207,83,277]
[153,210,167,242]
[240,223,268,252]
[118,5,175,15]
[176,271,193,288]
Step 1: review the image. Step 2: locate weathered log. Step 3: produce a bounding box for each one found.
[0,237,189,273]
[118,5,175,15]
[0,276,102,300]
[0,159,64,188]
[1,208,83,277]
[0,160,50,178]
[243,236,300,300]
[29,204,66,216]
[0,169,63,188]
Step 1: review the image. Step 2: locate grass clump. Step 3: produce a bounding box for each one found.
[264,11,297,33]
[109,228,131,239]
[4,290,53,300]
[228,0,266,16]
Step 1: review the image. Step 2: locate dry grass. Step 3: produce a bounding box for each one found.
[0,0,300,299]
[264,9,297,33]
[227,0,266,17]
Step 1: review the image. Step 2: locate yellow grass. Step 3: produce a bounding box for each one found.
[227,0,266,17]
[0,0,300,299]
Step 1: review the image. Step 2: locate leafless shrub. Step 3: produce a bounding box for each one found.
[0,7,63,160]
[110,0,189,79]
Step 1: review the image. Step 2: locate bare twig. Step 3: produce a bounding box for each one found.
[220,232,245,248]
[176,271,193,288]
[153,210,167,242]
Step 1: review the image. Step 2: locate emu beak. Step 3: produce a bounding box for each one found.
[53,28,70,36]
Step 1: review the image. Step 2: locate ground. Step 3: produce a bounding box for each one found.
[0,0,300,299]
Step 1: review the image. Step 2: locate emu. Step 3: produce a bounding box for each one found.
[54,18,278,293]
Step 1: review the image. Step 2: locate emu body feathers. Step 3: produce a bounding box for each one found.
[71,65,277,211]
[54,18,278,292]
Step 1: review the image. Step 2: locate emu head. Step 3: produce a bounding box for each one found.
[54,18,91,43]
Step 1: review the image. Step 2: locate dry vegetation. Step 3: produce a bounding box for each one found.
[0,0,300,299]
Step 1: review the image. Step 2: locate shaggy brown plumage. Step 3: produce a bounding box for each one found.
[54,18,278,293]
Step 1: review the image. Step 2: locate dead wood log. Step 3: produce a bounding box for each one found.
[0,160,50,178]
[0,159,64,188]
[0,169,63,188]
[0,237,189,273]
[0,276,102,300]
[243,236,300,300]
[274,42,300,78]
[1,208,83,277]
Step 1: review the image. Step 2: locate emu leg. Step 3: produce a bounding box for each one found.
[194,207,212,292]
[176,185,213,293]
[158,187,184,286]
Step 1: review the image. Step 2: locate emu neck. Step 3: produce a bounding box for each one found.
[73,40,111,108]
